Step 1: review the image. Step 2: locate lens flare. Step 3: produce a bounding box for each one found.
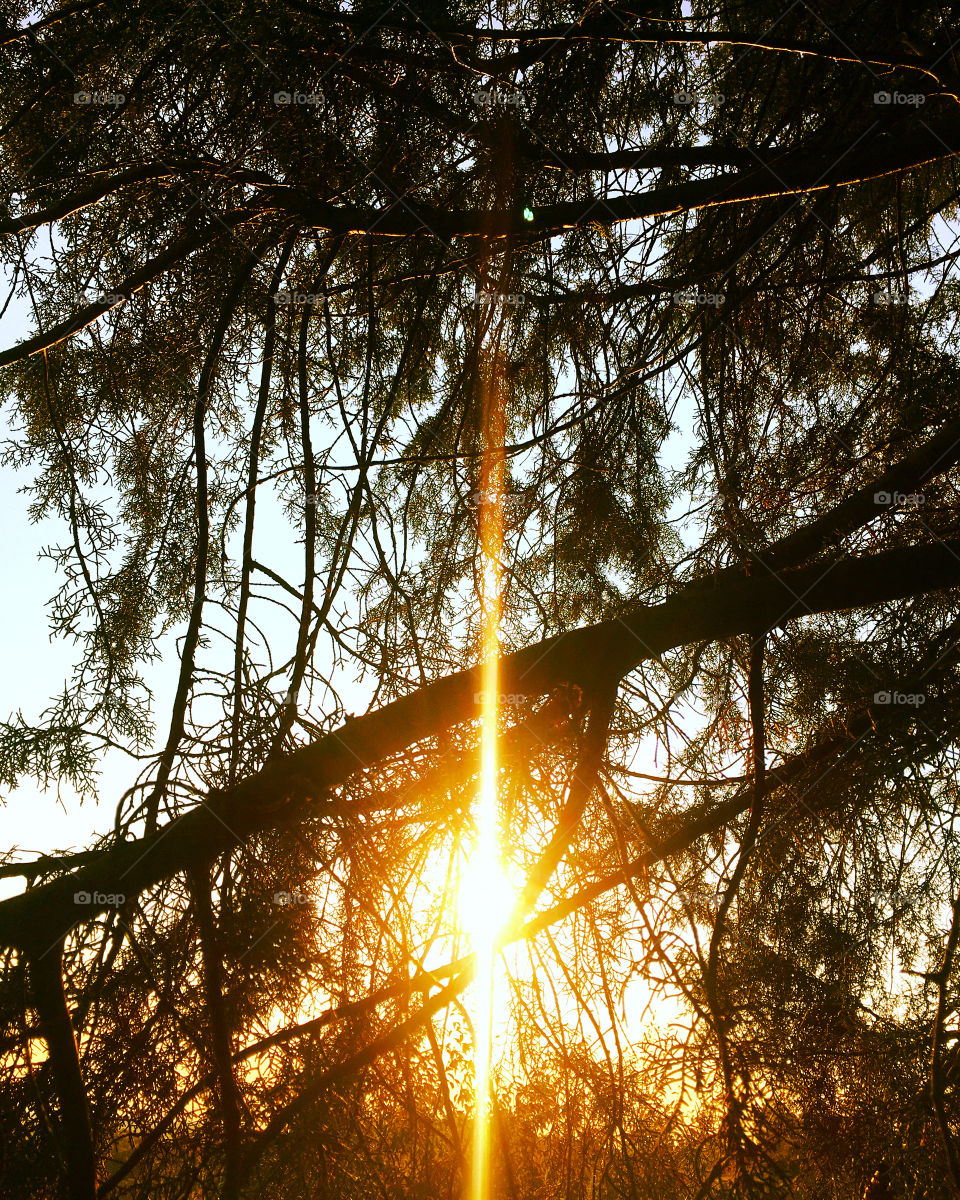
[467,355,507,1200]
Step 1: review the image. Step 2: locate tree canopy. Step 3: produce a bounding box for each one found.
[3,1,960,1197]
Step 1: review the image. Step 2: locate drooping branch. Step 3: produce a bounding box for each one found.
[239,966,475,1183]
[0,210,256,368]
[229,235,296,785]
[513,680,620,916]
[268,245,345,758]
[189,864,244,1200]
[702,633,767,1169]
[143,245,264,833]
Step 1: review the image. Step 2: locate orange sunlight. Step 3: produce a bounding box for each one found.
[465,350,511,1200]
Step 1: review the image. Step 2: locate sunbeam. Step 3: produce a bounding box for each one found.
[468,347,509,1200]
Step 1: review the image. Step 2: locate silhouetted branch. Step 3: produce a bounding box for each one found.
[29,943,97,1200]
[190,865,244,1199]
[0,211,256,367]
[143,247,265,833]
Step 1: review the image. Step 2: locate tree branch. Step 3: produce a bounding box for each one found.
[143,245,264,832]
[190,865,244,1199]
[30,942,97,1200]
[268,121,960,239]
[0,210,254,368]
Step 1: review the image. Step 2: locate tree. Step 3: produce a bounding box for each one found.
[3,0,960,1196]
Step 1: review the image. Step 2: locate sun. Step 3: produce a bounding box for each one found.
[458,836,514,952]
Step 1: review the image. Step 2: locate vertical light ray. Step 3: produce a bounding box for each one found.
[470,354,506,1200]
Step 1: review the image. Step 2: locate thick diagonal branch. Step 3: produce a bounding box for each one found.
[0,210,255,368]
[5,534,960,954]
[273,123,960,239]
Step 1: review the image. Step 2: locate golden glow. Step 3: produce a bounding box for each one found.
[468,354,507,1200]
[458,846,514,952]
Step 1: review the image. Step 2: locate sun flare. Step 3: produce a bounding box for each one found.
[458,834,514,953]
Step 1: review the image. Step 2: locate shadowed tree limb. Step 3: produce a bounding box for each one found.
[238,965,476,1183]
[702,634,767,1175]
[229,236,297,786]
[5,534,960,955]
[513,680,620,917]
[0,0,100,46]
[142,245,266,834]
[275,122,960,239]
[0,210,256,368]
[0,161,279,237]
